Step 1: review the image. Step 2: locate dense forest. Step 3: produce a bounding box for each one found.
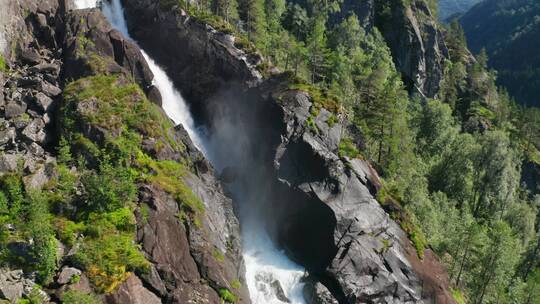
[182,0,540,302]
[0,0,539,303]
[460,0,540,107]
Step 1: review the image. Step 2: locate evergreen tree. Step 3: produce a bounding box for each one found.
[212,0,239,22]
[238,0,267,46]
[471,221,521,304]
[306,16,330,83]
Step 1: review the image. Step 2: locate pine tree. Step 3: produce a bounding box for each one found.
[306,15,330,83]
[238,0,267,46]
[212,0,239,22]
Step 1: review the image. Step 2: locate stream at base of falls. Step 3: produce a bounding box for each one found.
[74,1,307,303]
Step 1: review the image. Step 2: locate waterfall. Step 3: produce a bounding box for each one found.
[74,1,307,303]
[74,0,98,9]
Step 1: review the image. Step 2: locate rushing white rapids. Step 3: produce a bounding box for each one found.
[74,0,98,9]
[75,1,307,302]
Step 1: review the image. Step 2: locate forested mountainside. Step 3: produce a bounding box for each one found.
[460,0,540,106]
[438,0,481,21]
[0,0,539,303]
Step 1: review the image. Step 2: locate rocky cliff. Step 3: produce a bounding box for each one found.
[123,0,456,303]
[374,0,449,98]
[0,1,249,303]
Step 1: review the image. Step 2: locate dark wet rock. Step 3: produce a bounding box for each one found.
[20,49,41,65]
[139,265,167,298]
[33,92,53,112]
[254,272,291,303]
[29,62,60,75]
[40,80,62,97]
[220,166,238,183]
[303,277,339,304]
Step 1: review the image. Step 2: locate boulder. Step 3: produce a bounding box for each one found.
[40,81,62,97]
[0,154,19,173]
[0,270,24,302]
[303,278,339,304]
[106,275,161,304]
[23,165,49,190]
[20,49,41,65]
[57,267,82,285]
[0,269,47,303]
[26,142,44,157]
[0,128,16,146]
[4,102,27,119]
[29,62,60,75]
[33,92,53,112]
[21,118,46,143]
[254,272,291,303]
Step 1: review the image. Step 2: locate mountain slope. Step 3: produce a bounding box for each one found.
[460,0,540,106]
[438,0,481,20]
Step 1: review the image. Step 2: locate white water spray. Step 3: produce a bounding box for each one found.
[75,1,307,302]
[74,0,98,9]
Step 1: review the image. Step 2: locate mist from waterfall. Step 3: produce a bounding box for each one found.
[74,1,307,303]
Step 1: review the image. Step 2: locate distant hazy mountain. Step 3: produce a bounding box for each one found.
[461,0,540,106]
[438,0,482,21]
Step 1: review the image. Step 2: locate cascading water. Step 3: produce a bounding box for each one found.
[74,0,98,9]
[74,1,307,302]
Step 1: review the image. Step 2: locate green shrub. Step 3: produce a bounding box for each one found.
[326,114,338,127]
[338,138,360,159]
[451,288,466,304]
[213,249,225,262]
[0,54,7,72]
[219,288,238,303]
[73,232,149,293]
[70,274,81,284]
[53,218,86,246]
[136,152,204,214]
[103,207,136,231]
[62,290,100,304]
[81,161,137,214]
[231,279,241,290]
[26,191,58,284]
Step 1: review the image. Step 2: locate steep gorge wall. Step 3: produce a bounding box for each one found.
[123,0,456,303]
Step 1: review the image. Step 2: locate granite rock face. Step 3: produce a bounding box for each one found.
[374,0,448,98]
